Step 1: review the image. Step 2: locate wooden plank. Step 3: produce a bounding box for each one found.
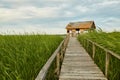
[60,73,105,77]
[60,71,103,74]
[64,56,92,59]
[61,66,100,70]
[64,57,92,61]
[62,63,95,65]
[59,76,107,80]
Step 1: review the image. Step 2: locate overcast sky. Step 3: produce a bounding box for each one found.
[0,0,120,34]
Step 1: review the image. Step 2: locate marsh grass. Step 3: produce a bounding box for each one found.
[0,35,63,80]
[78,31,120,80]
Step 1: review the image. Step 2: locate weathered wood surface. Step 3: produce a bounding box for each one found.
[59,37,107,80]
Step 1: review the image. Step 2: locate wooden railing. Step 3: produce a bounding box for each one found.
[35,34,69,80]
[83,39,120,78]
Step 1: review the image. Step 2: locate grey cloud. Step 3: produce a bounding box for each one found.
[0,0,120,33]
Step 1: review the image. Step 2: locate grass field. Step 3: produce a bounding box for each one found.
[78,31,120,80]
[0,35,63,80]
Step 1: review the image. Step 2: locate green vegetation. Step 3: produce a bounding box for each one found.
[78,31,120,80]
[0,35,63,80]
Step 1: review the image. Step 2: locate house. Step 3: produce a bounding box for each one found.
[66,21,96,36]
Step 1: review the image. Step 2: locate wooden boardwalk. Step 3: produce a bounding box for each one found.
[59,37,107,80]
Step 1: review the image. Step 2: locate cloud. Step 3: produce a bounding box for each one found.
[0,4,87,22]
[0,0,120,34]
[0,7,31,22]
[1,0,29,3]
[98,0,120,6]
[102,18,120,29]
[0,6,61,22]
[75,5,89,13]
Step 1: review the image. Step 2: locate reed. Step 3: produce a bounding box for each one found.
[0,34,63,80]
[78,31,120,80]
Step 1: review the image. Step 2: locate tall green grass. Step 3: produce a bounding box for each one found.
[78,31,120,80]
[0,35,63,80]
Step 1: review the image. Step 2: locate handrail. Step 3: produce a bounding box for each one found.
[35,34,69,80]
[86,39,120,60]
[85,39,120,77]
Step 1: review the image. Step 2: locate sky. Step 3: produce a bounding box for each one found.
[0,0,120,34]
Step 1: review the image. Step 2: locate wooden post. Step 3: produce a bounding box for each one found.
[105,51,110,77]
[56,53,60,76]
[60,48,64,62]
[64,35,68,48]
[83,39,85,47]
[87,40,89,51]
[92,42,95,59]
[63,40,65,47]
[86,40,88,51]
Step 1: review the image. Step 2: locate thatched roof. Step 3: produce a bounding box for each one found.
[66,21,96,30]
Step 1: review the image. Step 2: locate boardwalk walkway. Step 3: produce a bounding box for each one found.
[59,37,107,80]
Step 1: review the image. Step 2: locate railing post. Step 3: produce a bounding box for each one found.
[60,46,64,62]
[56,53,60,76]
[86,40,89,51]
[105,51,110,77]
[63,39,66,47]
[92,42,95,59]
[64,35,68,48]
[83,39,85,47]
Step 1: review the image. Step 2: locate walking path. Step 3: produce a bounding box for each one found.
[59,37,107,80]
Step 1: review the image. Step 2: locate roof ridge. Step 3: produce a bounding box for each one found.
[69,21,94,23]
[66,21,96,29]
